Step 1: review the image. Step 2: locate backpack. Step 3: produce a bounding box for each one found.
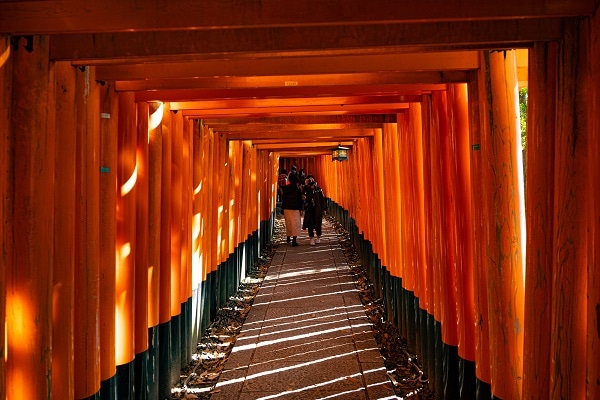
[278,173,288,187]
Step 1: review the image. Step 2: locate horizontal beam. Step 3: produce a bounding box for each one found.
[219,129,377,141]
[1,0,593,34]
[134,85,446,103]
[123,72,463,92]
[251,141,354,150]
[180,103,409,118]
[202,115,397,125]
[211,123,383,133]
[95,51,479,81]
[170,95,420,112]
[276,151,333,157]
[49,19,561,62]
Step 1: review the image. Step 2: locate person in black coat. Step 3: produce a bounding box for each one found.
[280,172,303,246]
[301,175,327,245]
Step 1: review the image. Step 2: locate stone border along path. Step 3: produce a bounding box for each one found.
[171,215,436,399]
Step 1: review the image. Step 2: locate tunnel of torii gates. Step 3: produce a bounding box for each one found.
[1,21,600,400]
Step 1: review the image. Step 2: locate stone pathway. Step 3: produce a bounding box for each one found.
[210,220,398,400]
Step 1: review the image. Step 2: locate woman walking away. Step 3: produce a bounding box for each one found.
[302,175,327,245]
[281,172,303,246]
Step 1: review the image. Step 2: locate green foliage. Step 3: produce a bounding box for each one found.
[519,87,528,150]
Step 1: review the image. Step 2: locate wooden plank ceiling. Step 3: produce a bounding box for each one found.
[1,0,595,157]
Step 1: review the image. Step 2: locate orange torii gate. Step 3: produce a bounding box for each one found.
[1,11,600,400]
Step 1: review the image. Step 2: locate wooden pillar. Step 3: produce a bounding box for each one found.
[181,117,192,364]
[182,117,192,305]
[208,128,217,294]
[73,65,102,398]
[550,19,589,399]
[408,104,426,305]
[147,102,163,398]
[588,10,600,400]
[148,102,163,330]
[160,105,172,326]
[169,109,182,384]
[135,101,150,400]
[99,81,118,391]
[448,83,476,364]
[522,42,557,400]
[52,61,77,400]
[200,124,212,331]
[420,96,438,386]
[432,91,459,348]
[372,128,386,266]
[467,71,492,391]
[383,124,402,281]
[116,91,137,367]
[0,34,11,400]
[158,103,172,397]
[191,120,202,347]
[478,50,525,400]
[240,141,252,270]
[135,102,149,357]
[170,110,182,319]
[5,35,55,400]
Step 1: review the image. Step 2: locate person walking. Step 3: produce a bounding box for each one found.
[280,172,303,246]
[302,175,327,245]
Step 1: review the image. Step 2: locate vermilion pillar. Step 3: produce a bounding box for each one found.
[116,91,137,366]
[6,35,55,400]
[135,102,149,355]
[0,34,10,400]
[99,81,118,386]
[52,61,77,400]
[372,128,386,267]
[467,72,492,390]
[159,105,172,327]
[551,19,589,399]
[182,117,192,307]
[169,109,183,383]
[522,42,556,400]
[447,84,476,364]
[148,102,163,330]
[158,104,172,397]
[420,96,438,386]
[478,50,525,399]
[432,91,459,350]
[588,10,600,400]
[170,111,182,319]
[191,120,202,346]
[74,65,101,399]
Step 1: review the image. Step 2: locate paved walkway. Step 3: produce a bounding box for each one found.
[211,219,397,400]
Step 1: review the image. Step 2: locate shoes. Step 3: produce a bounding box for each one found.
[315,237,321,244]
[292,237,298,247]
[309,238,315,246]
[286,236,291,243]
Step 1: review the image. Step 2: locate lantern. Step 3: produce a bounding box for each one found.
[331,143,349,161]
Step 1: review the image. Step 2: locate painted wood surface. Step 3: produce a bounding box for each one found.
[522,41,557,400]
[74,64,101,398]
[52,61,77,400]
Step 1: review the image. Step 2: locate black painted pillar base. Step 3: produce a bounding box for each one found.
[158,321,172,400]
[99,374,116,400]
[116,362,134,399]
[134,349,150,400]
